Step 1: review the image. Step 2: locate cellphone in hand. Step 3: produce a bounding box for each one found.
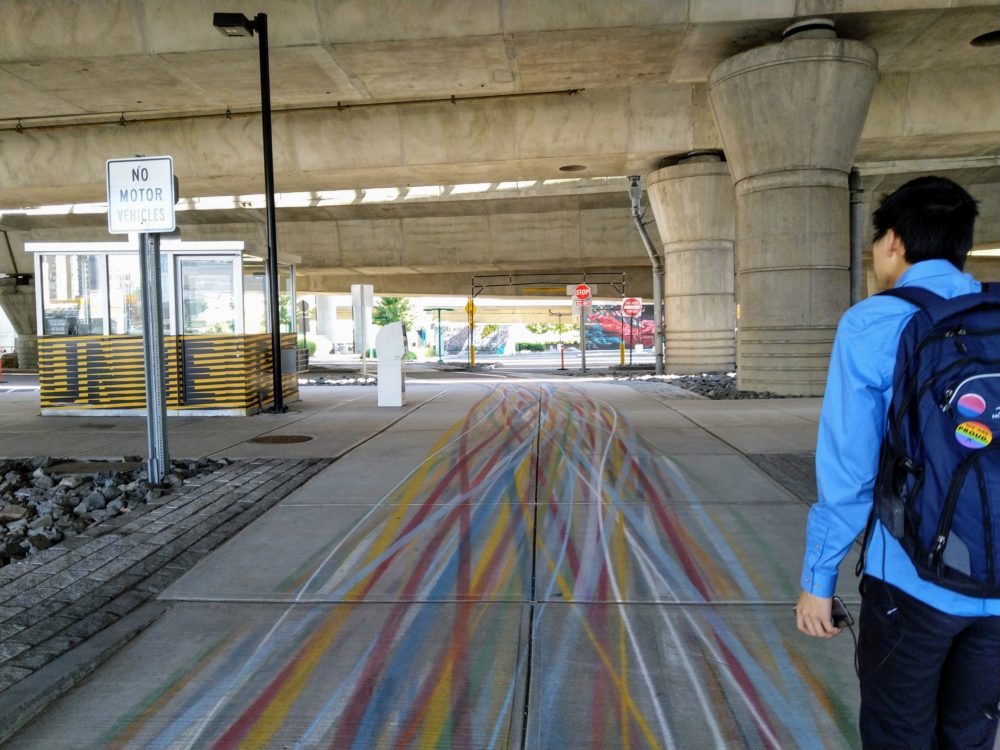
[831,595,855,628]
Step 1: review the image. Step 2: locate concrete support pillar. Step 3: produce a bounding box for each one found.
[14,335,37,370]
[646,154,736,374]
[708,20,877,395]
[0,278,38,369]
[316,294,338,338]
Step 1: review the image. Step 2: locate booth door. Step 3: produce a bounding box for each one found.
[175,256,243,407]
[176,256,240,335]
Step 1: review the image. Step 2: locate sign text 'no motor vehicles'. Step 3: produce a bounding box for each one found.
[106,156,176,235]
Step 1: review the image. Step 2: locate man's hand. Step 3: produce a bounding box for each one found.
[795,590,843,638]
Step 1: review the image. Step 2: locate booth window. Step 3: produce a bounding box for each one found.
[108,254,172,335]
[242,260,295,334]
[242,260,267,334]
[40,254,105,335]
[279,263,294,333]
[178,257,236,334]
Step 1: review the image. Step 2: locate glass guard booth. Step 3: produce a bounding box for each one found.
[26,238,300,416]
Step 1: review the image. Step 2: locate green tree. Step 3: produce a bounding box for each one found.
[527,322,574,335]
[373,297,415,328]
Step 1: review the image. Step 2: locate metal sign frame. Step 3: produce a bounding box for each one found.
[471,272,626,299]
[106,156,176,235]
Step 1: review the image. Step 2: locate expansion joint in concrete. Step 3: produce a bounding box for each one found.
[709,52,880,86]
[661,240,735,255]
[734,168,847,193]
[737,264,848,274]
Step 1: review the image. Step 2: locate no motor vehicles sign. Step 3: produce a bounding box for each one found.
[106,156,176,234]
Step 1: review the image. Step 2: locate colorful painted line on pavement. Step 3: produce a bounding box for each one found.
[89,385,856,749]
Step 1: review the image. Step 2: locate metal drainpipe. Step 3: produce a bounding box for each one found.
[627,176,665,375]
[849,167,864,306]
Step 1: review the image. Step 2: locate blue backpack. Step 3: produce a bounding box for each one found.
[869,282,1000,597]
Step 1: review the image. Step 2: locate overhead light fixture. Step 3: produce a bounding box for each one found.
[969,245,1000,257]
[559,164,586,172]
[212,12,255,37]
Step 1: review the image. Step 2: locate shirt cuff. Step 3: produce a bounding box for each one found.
[800,569,837,598]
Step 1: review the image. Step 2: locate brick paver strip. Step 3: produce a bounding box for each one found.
[0,458,329,701]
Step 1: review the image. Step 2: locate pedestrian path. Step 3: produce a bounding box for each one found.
[1,381,867,749]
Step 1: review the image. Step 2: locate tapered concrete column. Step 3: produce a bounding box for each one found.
[708,21,877,395]
[316,294,339,338]
[0,278,37,369]
[646,154,735,374]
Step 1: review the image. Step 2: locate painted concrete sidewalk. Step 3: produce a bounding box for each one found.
[1,380,872,749]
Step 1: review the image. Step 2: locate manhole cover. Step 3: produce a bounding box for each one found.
[248,435,314,444]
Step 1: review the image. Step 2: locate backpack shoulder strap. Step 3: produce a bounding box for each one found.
[877,286,944,309]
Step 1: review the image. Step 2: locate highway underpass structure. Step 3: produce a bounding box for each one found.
[0,3,997,396]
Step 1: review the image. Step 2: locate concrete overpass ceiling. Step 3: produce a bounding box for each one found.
[1,1,998,298]
[1,1,998,208]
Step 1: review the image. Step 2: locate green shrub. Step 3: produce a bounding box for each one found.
[516,342,544,352]
[297,339,317,355]
[405,351,417,361]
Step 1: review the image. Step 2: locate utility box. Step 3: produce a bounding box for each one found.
[375,321,407,407]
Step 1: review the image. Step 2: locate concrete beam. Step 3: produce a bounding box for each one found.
[4,202,653,295]
[0,82,716,208]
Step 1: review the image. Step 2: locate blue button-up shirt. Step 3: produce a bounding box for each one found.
[802,259,1000,616]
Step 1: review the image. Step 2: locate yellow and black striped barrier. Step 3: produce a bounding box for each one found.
[39,334,299,416]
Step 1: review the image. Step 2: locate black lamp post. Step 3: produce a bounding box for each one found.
[212,11,285,412]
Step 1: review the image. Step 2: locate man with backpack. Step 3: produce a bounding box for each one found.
[796,176,1000,749]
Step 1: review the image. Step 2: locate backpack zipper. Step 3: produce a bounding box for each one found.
[894,350,1000,430]
[942,372,1000,412]
[894,326,997,422]
[974,461,996,586]
[929,443,998,571]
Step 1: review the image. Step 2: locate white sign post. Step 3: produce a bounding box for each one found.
[570,284,592,372]
[106,156,176,485]
[621,297,643,366]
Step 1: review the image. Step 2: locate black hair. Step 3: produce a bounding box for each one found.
[872,176,979,270]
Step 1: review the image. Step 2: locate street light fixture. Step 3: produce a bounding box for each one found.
[212,10,286,412]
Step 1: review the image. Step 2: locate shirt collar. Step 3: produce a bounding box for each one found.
[896,259,963,287]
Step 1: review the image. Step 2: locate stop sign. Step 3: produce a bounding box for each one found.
[574,284,591,303]
[622,297,642,317]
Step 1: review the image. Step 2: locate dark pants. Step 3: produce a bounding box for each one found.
[858,576,1000,749]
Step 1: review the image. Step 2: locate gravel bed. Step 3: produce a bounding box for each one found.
[615,371,798,399]
[0,457,231,568]
[299,376,376,386]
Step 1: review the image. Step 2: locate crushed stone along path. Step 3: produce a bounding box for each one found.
[0,458,328,716]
